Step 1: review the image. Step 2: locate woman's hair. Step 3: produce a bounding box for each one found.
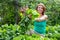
[36,3,46,15]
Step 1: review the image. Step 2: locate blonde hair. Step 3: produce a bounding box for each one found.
[36,3,46,15]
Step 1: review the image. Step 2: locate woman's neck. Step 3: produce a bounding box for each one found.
[39,14,43,17]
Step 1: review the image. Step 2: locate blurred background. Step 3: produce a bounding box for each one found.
[0,0,60,40]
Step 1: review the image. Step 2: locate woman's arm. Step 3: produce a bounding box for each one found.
[35,15,48,22]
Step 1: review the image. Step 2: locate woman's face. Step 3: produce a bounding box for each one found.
[37,5,44,14]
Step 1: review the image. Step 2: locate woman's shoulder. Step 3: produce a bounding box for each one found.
[44,15,48,18]
[44,15,48,17]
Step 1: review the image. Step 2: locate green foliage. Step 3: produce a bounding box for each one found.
[46,25,60,40]
[0,24,21,40]
[0,0,60,40]
[26,9,40,20]
[18,9,40,34]
[0,0,20,25]
[13,25,60,40]
[13,34,40,40]
[0,0,60,26]
[0,24,60,40]
[18,16,32,34]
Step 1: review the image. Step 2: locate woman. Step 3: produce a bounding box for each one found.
[33,3,48,39]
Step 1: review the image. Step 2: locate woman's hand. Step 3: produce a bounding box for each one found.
[35,18,40,22]
[35,15,48,22]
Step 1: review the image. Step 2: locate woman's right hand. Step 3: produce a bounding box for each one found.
[35,18,40,22]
